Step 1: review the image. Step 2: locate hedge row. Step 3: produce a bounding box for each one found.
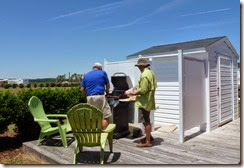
[0,87,86,141]
[2,82,80,89]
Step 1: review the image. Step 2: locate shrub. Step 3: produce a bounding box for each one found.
[3,84,11,89]
[50,82,56,87]
[12,84,18,88]
[13,87,86,141]
[33,83,37,88]
[56,83,61,87]
[71,83,80,87]
[26,84,31,88]
[62,83,69,87]
[0,87,87,138]
[39,83,44,87]
[45,83,50,87]
[0,91,21,133]
[19,84,24,88]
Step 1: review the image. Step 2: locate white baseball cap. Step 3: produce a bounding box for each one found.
[93,62,102,68]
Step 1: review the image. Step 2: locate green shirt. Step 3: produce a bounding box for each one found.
[135,68,157,111]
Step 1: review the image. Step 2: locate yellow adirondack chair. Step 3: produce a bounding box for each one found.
[28,96,71,148]
[67,103,116,164]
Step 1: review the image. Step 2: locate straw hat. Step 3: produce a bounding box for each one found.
[135,58,150,67]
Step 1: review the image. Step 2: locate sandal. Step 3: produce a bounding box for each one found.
[140,136,154,143]
[136,143,152,147]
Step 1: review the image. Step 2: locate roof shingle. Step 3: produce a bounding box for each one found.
[127,36,225,58]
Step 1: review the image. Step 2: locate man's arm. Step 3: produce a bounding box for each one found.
[127,77,149,96]
[103,71,110,95]
[105,84,110,95]
[80,86,85,93]
[130,90,140,96]
[80,76,86,93]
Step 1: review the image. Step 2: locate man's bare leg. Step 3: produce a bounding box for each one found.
[145,123,152,144]
[102,118,109,130]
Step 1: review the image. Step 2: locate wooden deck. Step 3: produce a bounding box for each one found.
[23,118,240,165]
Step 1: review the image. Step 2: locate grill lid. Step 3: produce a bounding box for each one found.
[111,72,133,91]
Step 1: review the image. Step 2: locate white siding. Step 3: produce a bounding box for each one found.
[207,40,238,130]
[154,82,180,126]
[219,57,232,123]
[233,57,239,119]
[151,56,179,126]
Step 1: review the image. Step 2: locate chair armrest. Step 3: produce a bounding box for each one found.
[46,114,67,118]
[34,118,59,123]
[102,124,116,133]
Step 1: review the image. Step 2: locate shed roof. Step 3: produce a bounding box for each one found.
[127,36,226,58]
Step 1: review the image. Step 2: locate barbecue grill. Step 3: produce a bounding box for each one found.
[107,72,134,139]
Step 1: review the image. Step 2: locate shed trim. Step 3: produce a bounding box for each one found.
[178,50,184,143]
[231,56,235,120]
[205,54,211,132]
[129,48,207,60]
[207,37,239,58]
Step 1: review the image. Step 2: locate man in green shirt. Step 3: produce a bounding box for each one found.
[125,58,157,147]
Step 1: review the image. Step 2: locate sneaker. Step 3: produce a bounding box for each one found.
[140,136,154,143]
[136,143,152,147]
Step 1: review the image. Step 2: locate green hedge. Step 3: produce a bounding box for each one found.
[12,83,18,88]
[0,91,21,133]
[19,84,24,88]
[0,87,86,141]
[3,84,11,89]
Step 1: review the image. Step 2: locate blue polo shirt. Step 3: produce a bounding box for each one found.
[81,69,109,96]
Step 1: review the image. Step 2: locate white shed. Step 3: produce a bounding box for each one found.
[104,36,239,142]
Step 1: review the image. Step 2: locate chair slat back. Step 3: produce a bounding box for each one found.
[28,96,51,131]
[67,103,103,146]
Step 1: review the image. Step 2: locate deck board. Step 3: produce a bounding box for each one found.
[23,118,240,165]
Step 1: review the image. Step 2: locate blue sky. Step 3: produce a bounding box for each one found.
[0,0,240,79]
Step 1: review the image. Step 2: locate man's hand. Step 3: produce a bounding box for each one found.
[80,87,85,93]
[125,86,140,96]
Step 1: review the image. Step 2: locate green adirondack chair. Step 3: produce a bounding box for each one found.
[67,103,116,164]
[28,96,71,148]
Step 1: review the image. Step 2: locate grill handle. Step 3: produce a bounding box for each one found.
[113,72,127,76]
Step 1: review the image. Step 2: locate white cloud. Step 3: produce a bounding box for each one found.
[180,8,231,17]
[91,20,150,32]
[177,20,236,30]
[49,1,124,21]
[90,0,184,31]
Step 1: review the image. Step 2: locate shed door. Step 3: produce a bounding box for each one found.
[218,57,233,125]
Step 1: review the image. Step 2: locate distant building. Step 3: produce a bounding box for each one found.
[0,78,29,85]
[0,79,8,86]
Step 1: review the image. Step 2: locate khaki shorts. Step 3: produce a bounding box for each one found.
[87,95,112,119]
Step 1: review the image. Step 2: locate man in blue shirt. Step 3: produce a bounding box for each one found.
[81,62,112,129]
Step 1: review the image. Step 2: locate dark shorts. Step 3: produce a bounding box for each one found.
[139,108,150,124]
